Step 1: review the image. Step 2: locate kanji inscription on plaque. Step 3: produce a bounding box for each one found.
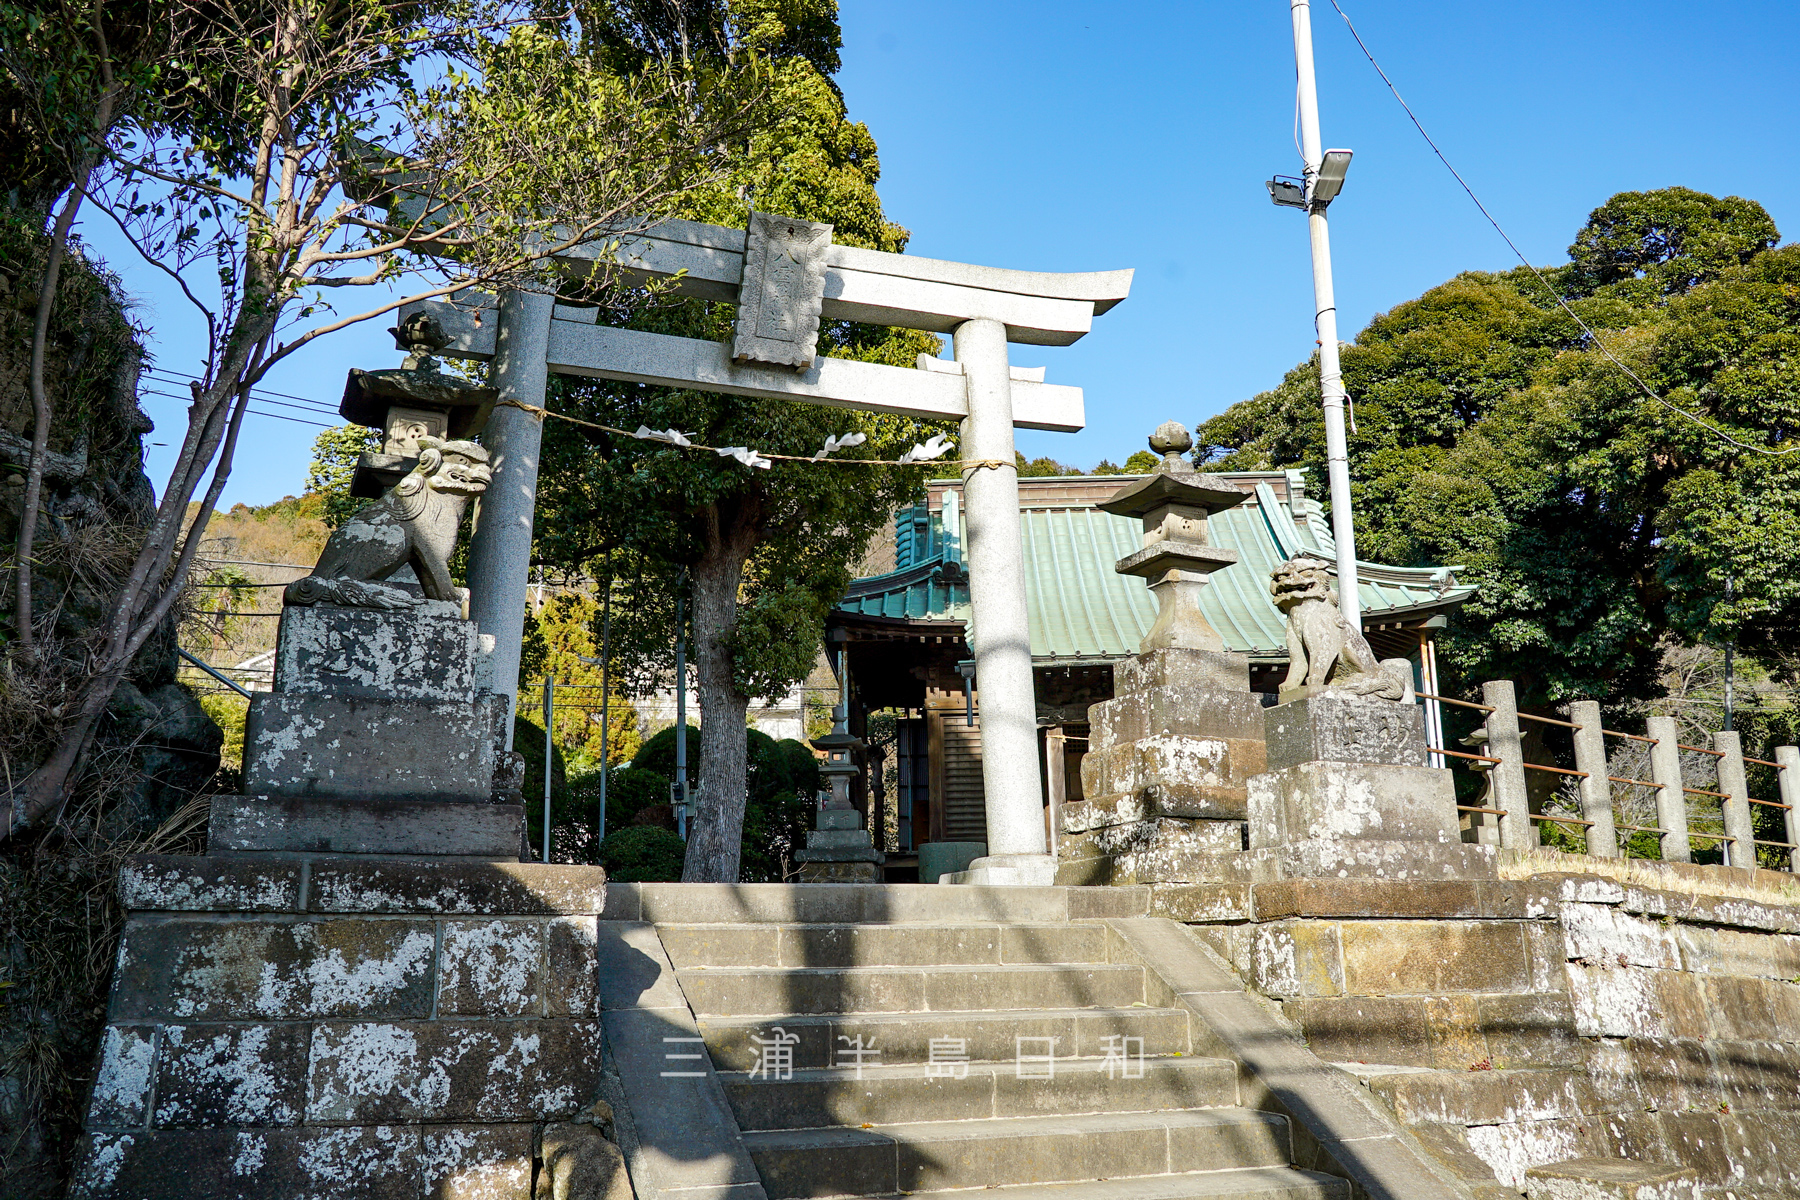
[732,210,832,370]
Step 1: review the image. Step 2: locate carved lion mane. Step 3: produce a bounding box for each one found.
[1270,555,1408,701]
[285,438,491,611]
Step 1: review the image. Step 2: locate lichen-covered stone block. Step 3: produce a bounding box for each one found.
[86,1026,157,1130]
[110,917,436,1021]
[244,692,496,802]
[307,861,609,915]
[1264,694,1428,772]
[1112,646,1250,694]
[152,1023,309,1128]
[438,920,544,1016]
[118,856,301,912]
[272,602,480,702]
[209,794,524,858]
[421,1124,536,1200]
[70,1126,421,1199]
[545,917,600,1017]
[306,1020,605,1122]
[1524,1155,1702,1200]
[1248,760,1458,848]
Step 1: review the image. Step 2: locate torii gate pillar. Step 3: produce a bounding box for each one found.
[467,289,554,748]
[951,318,1051,883]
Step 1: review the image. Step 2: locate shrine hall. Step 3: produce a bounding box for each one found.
[825,469,1477,879]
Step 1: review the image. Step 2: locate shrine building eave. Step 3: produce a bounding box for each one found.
[832,472,1477,666]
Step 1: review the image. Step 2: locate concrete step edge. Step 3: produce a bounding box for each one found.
[717,1057,1234,1084]
[895,1166,1351,1200]
[740,1106,1286,1144]
[676,963,1145,977]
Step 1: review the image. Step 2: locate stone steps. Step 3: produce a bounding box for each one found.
[675,963,1150,1016]
[719,1057,1239,1128]
[905,1169,1349,1200]
[659,921,1112,969]
[741,1108,1295,1199]
[696,1005,1194,1070]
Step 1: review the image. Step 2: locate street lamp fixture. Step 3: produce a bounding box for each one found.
[1266,177,1306,209]
[1309,148,1353,207]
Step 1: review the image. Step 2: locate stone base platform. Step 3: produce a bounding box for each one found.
[208,793,525,859]
[73,855,611,1199]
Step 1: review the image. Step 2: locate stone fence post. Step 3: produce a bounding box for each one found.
[1568,700,1618,858]
[1645,715,1691,864]
[1713,730,1756,870]
[1776,746,1800,873]
[1480,680,1534,849]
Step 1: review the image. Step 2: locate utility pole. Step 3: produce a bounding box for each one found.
[599,579,611,844]
[673,582,688,841]
[1288,0,1362,624]
[541,676,554,863]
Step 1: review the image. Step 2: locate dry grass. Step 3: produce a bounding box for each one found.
[0,785,208,1197]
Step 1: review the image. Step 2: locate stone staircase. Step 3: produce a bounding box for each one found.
[655,914,1349,1200]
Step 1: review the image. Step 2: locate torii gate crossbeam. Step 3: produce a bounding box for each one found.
[411,213,1131,886]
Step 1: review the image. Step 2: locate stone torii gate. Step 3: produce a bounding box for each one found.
[403,213,1132,885]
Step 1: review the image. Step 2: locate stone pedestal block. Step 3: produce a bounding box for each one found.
[209,794,524,859]
[245,693,496,803]
[1063,646,1264,885]
[1264,694,1427,773]
[1242,837,1498,883]
[1113,646,1250,694]
[1248,760,1460,849]
[795,801,882,882]
[273,602,478,702]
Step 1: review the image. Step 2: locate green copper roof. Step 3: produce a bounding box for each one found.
[837,476,1474,664]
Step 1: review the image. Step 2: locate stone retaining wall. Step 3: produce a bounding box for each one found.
[72,857,612,1200]
[1155,858,1800,1198]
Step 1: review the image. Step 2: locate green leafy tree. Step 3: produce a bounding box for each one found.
[534,0,948,882]
[1122,449,1158,473]
[520,591,641,768]
[3,0,757,836]
[304,423,382,529]
[1198,187,1799,717]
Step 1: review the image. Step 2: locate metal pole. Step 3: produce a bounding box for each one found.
[1290,0,1361,624]
[674,582,688,841]
[542,675,554,863]
[598,576,610,848]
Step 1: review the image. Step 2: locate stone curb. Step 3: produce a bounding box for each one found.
[1102,916,1478,1200]
[596,922,769,1200]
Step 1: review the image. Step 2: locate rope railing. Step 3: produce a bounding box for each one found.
[1414,681,1799,874]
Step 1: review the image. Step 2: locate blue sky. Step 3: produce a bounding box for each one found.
[89,0,1800,506]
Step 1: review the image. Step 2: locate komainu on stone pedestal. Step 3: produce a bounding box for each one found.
[215,433,522,860]
[1246,562,1495,883]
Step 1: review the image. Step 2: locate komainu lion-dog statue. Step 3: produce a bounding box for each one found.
[285,437,491,610]
[1270,555,1410,701]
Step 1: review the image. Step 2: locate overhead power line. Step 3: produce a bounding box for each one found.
[1327,0,1795,458]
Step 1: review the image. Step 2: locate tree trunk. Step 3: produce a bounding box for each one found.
[681,494,762,883]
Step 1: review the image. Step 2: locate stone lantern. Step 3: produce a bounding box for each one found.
[1056,421,1267,885]
[795,656,883,882]
[1097,421,1246,652]
[339,312,499,498]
